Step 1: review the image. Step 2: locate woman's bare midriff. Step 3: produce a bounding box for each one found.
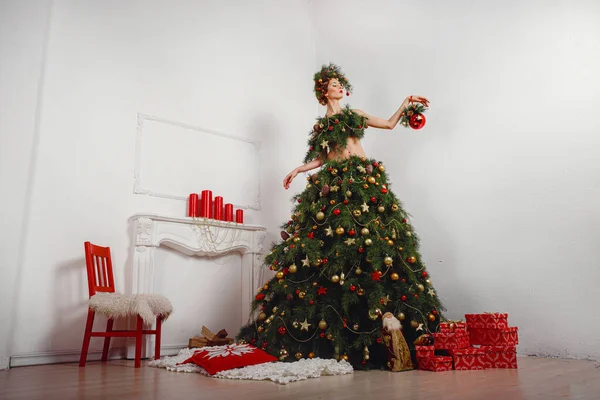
[326,137,367,161]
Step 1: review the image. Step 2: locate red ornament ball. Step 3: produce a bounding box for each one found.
[322,257,328,264]
[401,295,407,301]
[381,188,388,194]
[348,178,354,184]
[346,91,350,96]
[422,271,428,278]
[370,196,377,203]
[376,337,382,344]
[414,294,419,299]
[333,209,341,216]
[343,199,349,205]
[350,285,357,292]
[278,326,287,335]
[432,310,438,315]
[348,229,356,236]
[297,198,302,203]
[409,113,426,130]
[320,332,326,338]
[358,247,364,253]
[309,299,314,305]
[328,126,333,131]
[373,162,379,167]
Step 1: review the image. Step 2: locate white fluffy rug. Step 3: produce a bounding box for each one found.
[149,348,354,385]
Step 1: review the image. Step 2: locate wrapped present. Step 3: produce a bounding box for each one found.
[415,345,435,358]
[439,321,467,333]
[418,356,453,372]
[189,326,234,348]
[433,332,470,350]
[449,348,487,370]
[469,327,518,346]
[479,345,517,369]
[465,313,508,329]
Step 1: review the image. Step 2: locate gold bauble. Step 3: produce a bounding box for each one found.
[387,240,394,246]
[336,226,345,235]
[425,279,432,285]
[289,265,298,274]
[363,184,369,189]
[298,291,306,299]
[361,228,370,236]
[378,165,385,172]
[353,323,360,330]
[384,256,393,265]
[390,272,399,281]
[292,321,299,328]
[355,267,362,275]
[275,271,284,279]
[306,184,312,189]
[318,320,328,330]
[293,237,300,243]
[340,354,349,361]
[376,173,381,178]
[368,309,381,320]
[316,211,325,220]
[353,209,361,217]
[258,312,267,321]
[313,281,318,286]
[315,180,320,185]
[346,190,353,197]
[410,320,419,329]
[331,274,340,283]
[357,288,365,296]
[398,247,404,252]
[238,339,247,345]
[295,352,303,360]
[342,167,348,172]
[279,349,289,360]
[397,312,406,321]
[312,225,318,230]
[407,256,417,264]
[406,231,412,237]
[417,284,425,292]
[272,306,278,313]
[257,326,264,332]
[391,204,399,211]
[301,244,305,248]
[329,200,336,205]
[364,238,373,246]
[327,333,333,340]
[368,176,376,184]
[428,313,436,322]
[378,206,385,213]
[263,284,269,290]
[308,352,315,359]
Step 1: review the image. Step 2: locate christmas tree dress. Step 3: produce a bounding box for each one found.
[237,64,444,370]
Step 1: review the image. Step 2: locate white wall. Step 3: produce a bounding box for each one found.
[311,0,600,360]
[0,0,316,367]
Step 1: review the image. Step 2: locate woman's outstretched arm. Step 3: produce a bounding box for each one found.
[283,157,324,189]
[354,95,430,130]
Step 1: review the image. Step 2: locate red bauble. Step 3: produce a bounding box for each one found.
[376,337,382,344]
[297,198,302,203]
[308,232,315,239]
[432,310,438,315]
[348,229,356,236]
[309,299,314,305]
[373,162,379,167]
[343,199,349,205]
[358,247,364,253]
[278,326,287,335]
[370,196,377,203]
[320,332,326,338]
[334,119,339,124]
[296,289,301,295]
[381,188,388,194]
[358,125,363,129]
[414,294,419,299]
[422,271,428,278]
[350,285,356,292]
[348,179,354,184]
[401,295,407,301]
[328,126,333,131]
[333,209,341,216]
[409,113,426,130]
[346,91,350,96]
[322,257,328,264]
[256,293,266,301]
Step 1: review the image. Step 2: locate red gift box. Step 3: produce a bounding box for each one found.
[439,321,467,333]
[415,345,435,358]
[469,327,518,346]
[418,356,453,372]
[448,348,487,370]
[465,313,509,329]
[479,345,517,369]
[433,332,470,350]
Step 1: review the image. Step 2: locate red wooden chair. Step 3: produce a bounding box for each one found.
[79,241,172,367]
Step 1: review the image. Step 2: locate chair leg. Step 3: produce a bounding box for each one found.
[134,315,143,368]
[154,316,162,360]
[101,318,114,361]
[79,308,95,367]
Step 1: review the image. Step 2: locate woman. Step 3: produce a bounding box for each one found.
[238,63,443,370]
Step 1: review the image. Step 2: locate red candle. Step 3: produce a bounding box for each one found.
[214,196,224,220]
[188,193,198,217]
[235,209,244,224]
[196,200,201,218]
[224,203,234,222]
[201,190,213,218]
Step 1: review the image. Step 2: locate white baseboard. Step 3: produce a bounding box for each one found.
[1,355,9,370]
[9,344,187,368]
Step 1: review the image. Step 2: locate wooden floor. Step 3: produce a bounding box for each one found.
[1,356,599,400]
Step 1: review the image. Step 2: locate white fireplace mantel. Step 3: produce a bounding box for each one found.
[130,213,267,327]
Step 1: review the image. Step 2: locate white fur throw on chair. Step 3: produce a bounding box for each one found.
[89,293,173,325]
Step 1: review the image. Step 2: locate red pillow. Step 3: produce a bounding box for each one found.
[181,344,277,375]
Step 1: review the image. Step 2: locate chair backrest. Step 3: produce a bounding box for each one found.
[84,241,116,298]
